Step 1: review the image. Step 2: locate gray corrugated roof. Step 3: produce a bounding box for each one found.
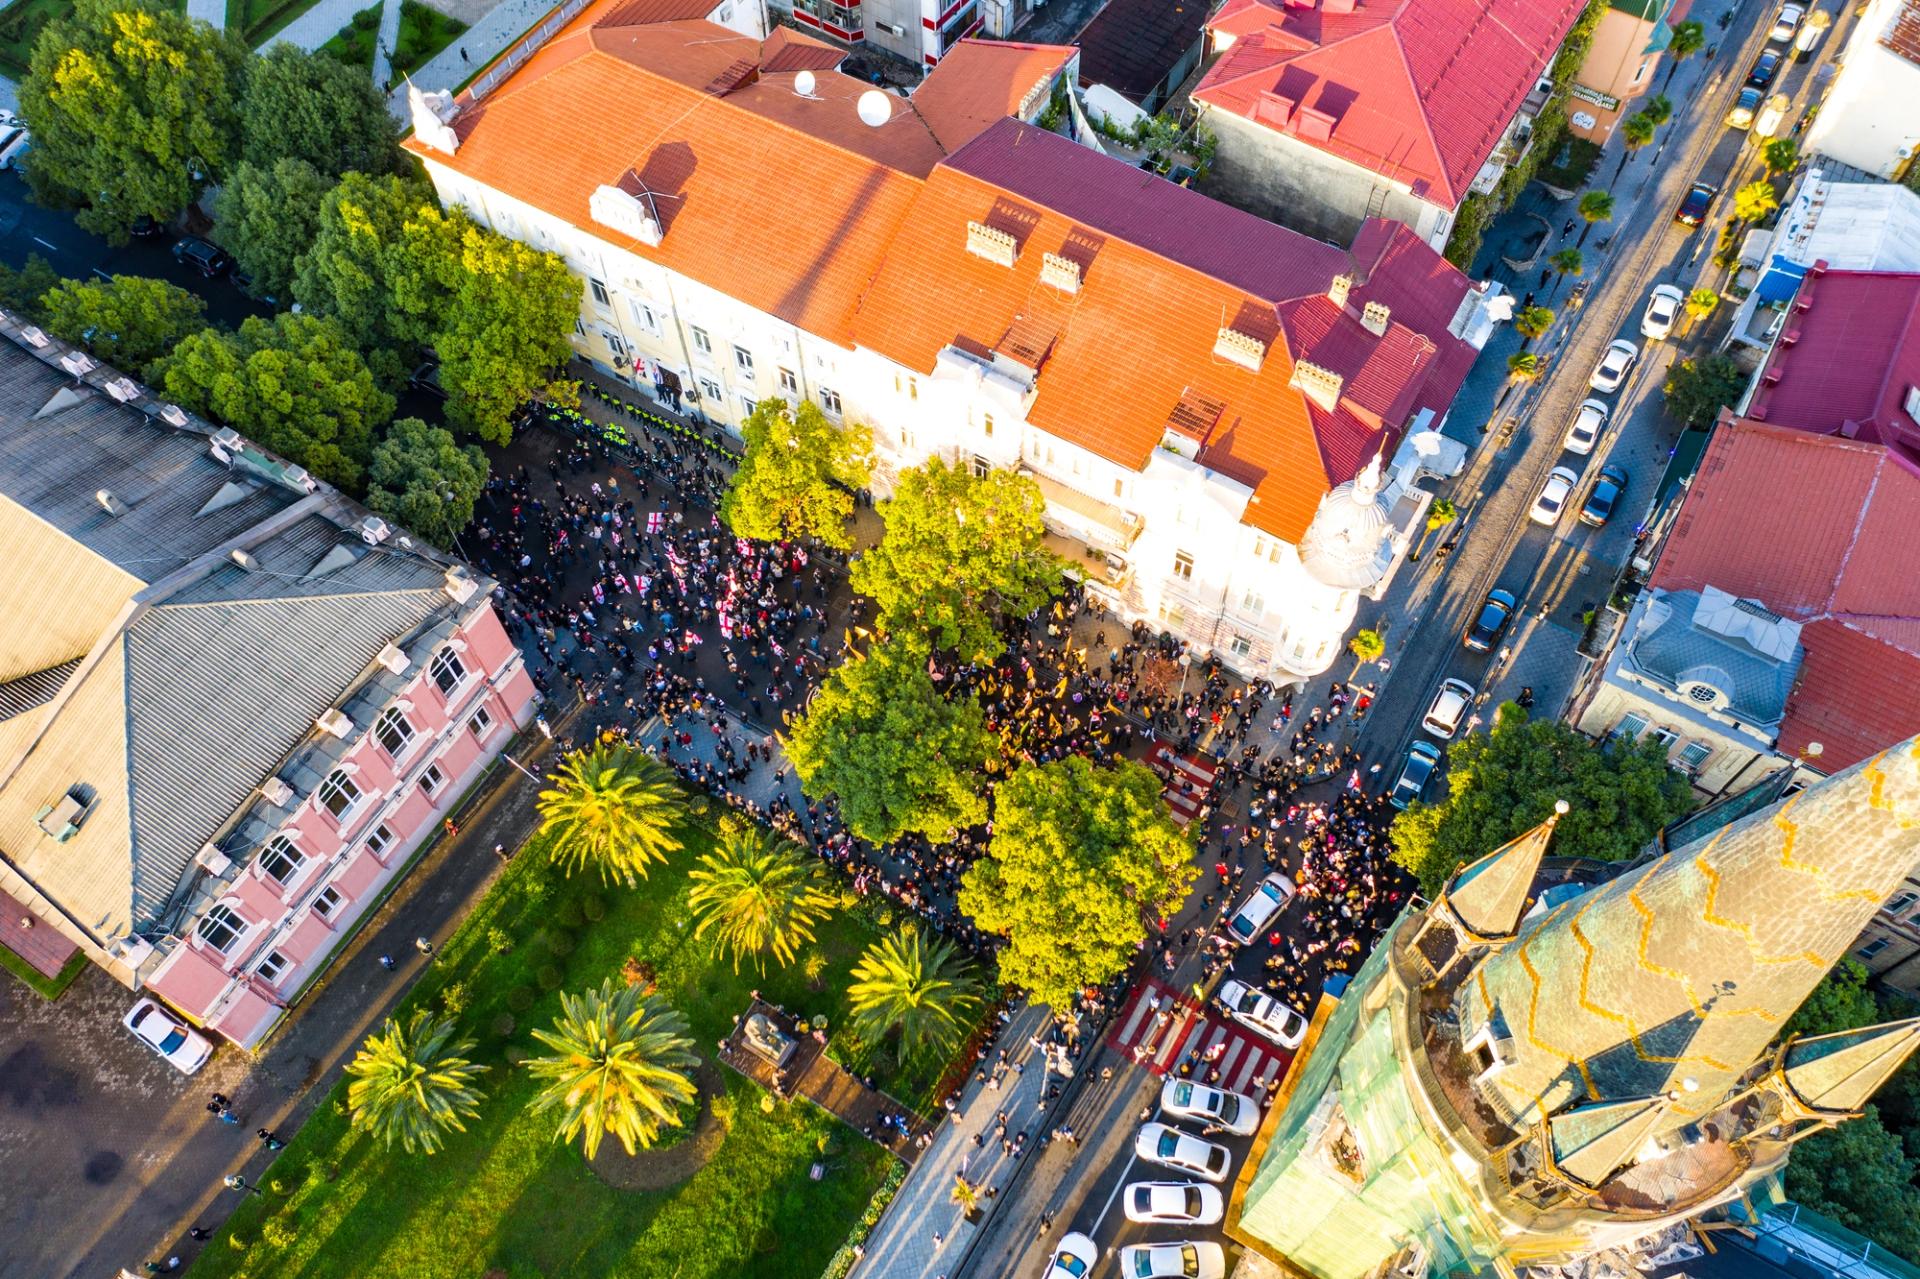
[1628,589,1803,728]
[0,659,81,723]
[0,344,295,583]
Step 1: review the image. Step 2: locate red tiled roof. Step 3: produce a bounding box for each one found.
[1650,420,1920,770]
[1193,0,1585,207]
[853,119,1481,541]
[1748,269,1920,467]
[910,40,1076,154]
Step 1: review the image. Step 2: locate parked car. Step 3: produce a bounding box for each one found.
[0,122,29,170]
[1217,979,1310,1049]
[1465,588,1518,652]
[1747,48,1783,90]
[1118,1242,1227,1279]
[1124,1181,1225,1226]
[1581,464,1629,528]
[1726,86,1763,129]
[1225,871,1295,943]
[1160,1078,1259,1135]
[1423,677,1476,738]
[1043,1232,1100,1279]
[129,214,169,240]
[1769,2,1805,43]
[1677,182,1717,227]
[1751,92,1791,138]
[1135,1123,1232,1182]
[1588,339,1639,393]
[1563,399,1608,455]
[1531,466,1580,526]
[1642,285,1686,340]
[123,998,213,1074]
[1390,740,1443,810]
[172,236,234,278]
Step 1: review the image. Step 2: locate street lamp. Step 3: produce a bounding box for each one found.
[1175,651,1193,701]
[224,1175,262,1196]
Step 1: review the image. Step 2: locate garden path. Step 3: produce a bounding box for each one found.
[268,0,374,52]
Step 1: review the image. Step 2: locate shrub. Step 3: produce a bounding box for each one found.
[487,926,513,955]
[440,982,469,1016]
[506,985,536,1012]
[351,5,378,27]
[491,1012,516,1038]
[581,894,607,922]
[262,1219,296,1249]
[536,964,564,991]
[505,1045,531,1065]
[553,898,586,929]
[542,927,578,958]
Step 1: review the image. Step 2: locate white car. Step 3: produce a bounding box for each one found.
[1119,1241,1228,1279]
[1043,1231,1100,1279]
[1136,1122,1232,1182]
[1161,1077,1260,1135]
[0,120,29,170]
[1124,1180,1225,1225]
[1531,466,1579,526]
[1641,285,1685,340]
[1422,677,1476,739]
[123,998,213,1074]
[1769,2,1804,43]
[1589,338,1639,392]
[1224,871,1295,944]
[1563,399,1607,455]
[1218,979,1309,1049]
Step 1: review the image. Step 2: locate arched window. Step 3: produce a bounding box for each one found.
[197,903,247,953]
[316,770,362,820]
[430,648,469,696]
[374,707,415,758]
[258,836,305,885]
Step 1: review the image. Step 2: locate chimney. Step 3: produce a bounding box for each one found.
[1361,301,1391,336]
[1214,327,1267,372]
[1290,360,1344,412]
[1040,252,1082,293]
[966,221,1019,267]
[408,83,462,156]
[1328,272,1352,308]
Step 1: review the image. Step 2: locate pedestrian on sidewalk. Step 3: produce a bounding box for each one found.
[256,1128,285,1151]
[188,1227,211,1242]
[378,953,396,971]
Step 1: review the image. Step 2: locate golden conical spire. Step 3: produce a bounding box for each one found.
[1444,801,1566,941]
[1457,735,1920,1130]
[1546,1094,1671,1189]
[1781,1018,1920,1115]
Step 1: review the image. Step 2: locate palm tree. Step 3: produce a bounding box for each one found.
[526,980,698,1159]
[1498,351,1545,410]
[538,743,685,886]
[344,1010,489,1155]
[1347,628,1384,676]
[687,821,838,973]
[1548,247,1584,297]
[1664,21,1705,89]
[1734,180,1779,224]
[1577,190,1616,246]
[1512,305,1555,350]
[1614,116,1655,182]
[848,926,981,1063]
[1763,138,1798,175]
[1641,95,1673,128]
[1685,288,1720,327]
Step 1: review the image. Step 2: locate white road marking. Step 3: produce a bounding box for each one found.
[31,236,58,251]
[1090,1151,1139,1234]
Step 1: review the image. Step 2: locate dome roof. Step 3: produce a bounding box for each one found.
[1299,455,1394,589]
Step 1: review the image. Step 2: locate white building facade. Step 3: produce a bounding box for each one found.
[1804,0,1920,180]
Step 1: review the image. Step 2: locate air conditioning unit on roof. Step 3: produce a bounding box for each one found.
[359,515,392,545]
[209,425,243,456]
[316,708,354,738]
[196,843,233,876]
[261,776,295,807]
[376,644,411,674]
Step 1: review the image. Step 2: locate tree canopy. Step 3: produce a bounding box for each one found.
[0,254,60,319]
[784,634,999,846]
[239,44,402,179]
[1662,353,1747,429]
[721,397,873,549]
[1390,706,1695,895]
[1784,1106,1920,1263]
[1784,958,1882,1041]
[294,171,438,365]
[850,459,1060,662]
[18,0,244,240]
[215,158,332,301]
[38,273,206,379]
[364,417,490,549]
[959,756,1196,1008]
[157,312,392,488]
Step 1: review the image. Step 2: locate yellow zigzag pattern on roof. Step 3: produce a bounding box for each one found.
[1507,907,1596,1099]
[1629,888,1783,1022]
[1698,854,1828,967]
[1774,799,1891,904]
[1569,900,1737,1073]
[1866,750,1920,829]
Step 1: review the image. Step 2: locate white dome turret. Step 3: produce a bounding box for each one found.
[1299,453,1395,590]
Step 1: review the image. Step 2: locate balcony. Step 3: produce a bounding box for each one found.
[1024,469,1142,553]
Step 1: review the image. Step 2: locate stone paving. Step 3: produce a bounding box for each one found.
[270,0,378,52]
[385,0,557,116]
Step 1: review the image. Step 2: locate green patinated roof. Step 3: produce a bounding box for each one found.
[1548,1095,1669,1187]
[1446,815,1558,939]
[1783,1019,1920,1113]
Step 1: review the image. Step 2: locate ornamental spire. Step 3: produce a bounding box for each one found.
[1443,801,1566,942]
[1780,1018,1920,1116]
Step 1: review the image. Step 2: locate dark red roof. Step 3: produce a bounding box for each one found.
[1747,269,1920,468]
[1651,421,1920,770]
[1192,0,1585,207]
[1077,0,1209,101]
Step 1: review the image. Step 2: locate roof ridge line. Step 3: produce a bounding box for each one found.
[1824,450,1888,615]
[1383,21,1455,206]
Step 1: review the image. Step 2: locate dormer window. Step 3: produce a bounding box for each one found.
[317,770,363,821]
[197,903,247,953]
[375,707,416,758]
[258,835,306,886]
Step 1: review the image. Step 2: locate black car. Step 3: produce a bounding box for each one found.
[1463,588,1518,653]
[172,236,233,278]
[1677,181,1716,227]
[1581,464,1629,528]
[129,214,167,239]
[1747,48,1783,90]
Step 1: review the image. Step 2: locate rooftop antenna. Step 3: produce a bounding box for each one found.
[857,88,892,127]
[793,69,816,97]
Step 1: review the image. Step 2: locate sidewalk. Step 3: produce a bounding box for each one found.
[270,0,373,51]
[186,0,225,31]
[386,0,556,115]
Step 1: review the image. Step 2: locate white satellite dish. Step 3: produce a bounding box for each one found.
[857,89,892,127]
[794,69,816,96]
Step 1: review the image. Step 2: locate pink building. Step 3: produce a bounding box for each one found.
[0,321,538,1049]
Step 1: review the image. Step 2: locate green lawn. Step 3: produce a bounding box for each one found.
[0,944,88,1000]
[193,805,956,1279]
[317,0,464,86]
[227,0,327,46]
[0,0,183,78]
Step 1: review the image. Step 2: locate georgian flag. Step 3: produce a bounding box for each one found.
[647,512,664,534]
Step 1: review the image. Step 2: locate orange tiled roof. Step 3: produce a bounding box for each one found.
[911,40,1077,154]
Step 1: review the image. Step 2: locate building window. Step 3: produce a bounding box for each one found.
[819,387,843,417]
[1114,478,1126,499]
[430,649,469,697]
[313,886,344,919]
[630,299,659,334]
[1229,634,1254,658]
[257,951,290,985]
[1611,712,1650,742]
[606,332,629,361]
[317,770,363,820]
[971,455,991,479]
[469,705,495,739]
[778,367,798,395]
[1173,551,1195,581]
[366,823,395,860]
[698,376,723,403]
[734,346,754,375]
[573,318,587,338]
[908,377,918,400]
[690,325,711,355]
[420,764,448,797]
[197,903,246,953]
[899,426,914,450]
[1675,741,1713,774]
[258,836,305,886]
[983,413,994,437]
[588,278,611,309]
[1240,589,1265,615]
[374,708,415,759]
[1649,726,1680,750]
[1886,890,1919,918]
[740,396,757,420]
[1858,937,1892,961]
[1685,683,1719,706]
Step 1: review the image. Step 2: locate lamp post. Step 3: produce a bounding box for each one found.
[224,1175,262,1197]
[1175,651,1193,701]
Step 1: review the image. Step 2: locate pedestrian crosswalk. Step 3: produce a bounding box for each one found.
[1107,978,1294,1095]
[1148,741,1218,827]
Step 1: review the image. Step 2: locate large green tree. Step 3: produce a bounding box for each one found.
[784,635,999,846]
[848,926,981,1063]
[721,397,873,549]
[526,980,699,1160]
[343,1010,488,1155]
[38,273,206,379]
[959,756,1196,1008]
[156,312,393,488]
[1785,958,1882,1041]
[686,820,837,974]
[214,158,332,301]
[850,458,1060,662]
[1390,707,1695,896]
[1662,354,1747,429]
[364,417,490,549]
[294,171,438,368]
[238,43,402,179]
[17,0,244,240]
[536,743,685,886]
[1785,1107,1920,1263]
[0,254,60,319]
